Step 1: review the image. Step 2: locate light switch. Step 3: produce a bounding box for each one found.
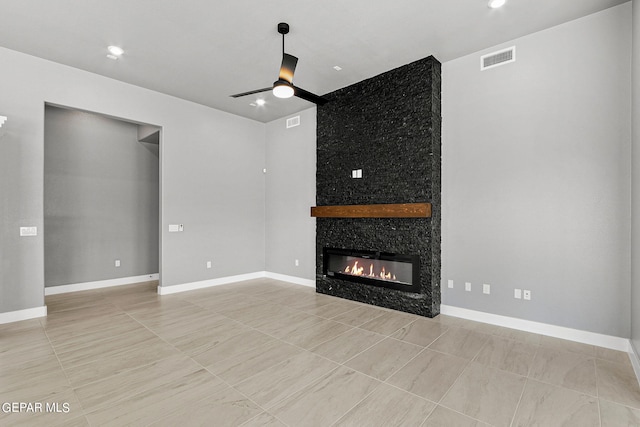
[20,227,37,237]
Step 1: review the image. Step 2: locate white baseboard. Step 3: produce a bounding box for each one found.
[157,272,267,295]
[264,272,316,288]
[630,341,640,386]
[440,304,629,352]
[0,306,47,324]
[157,271,316,295]
[45,273,159,296]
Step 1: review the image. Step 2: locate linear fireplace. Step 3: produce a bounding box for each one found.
[323,247,420,293]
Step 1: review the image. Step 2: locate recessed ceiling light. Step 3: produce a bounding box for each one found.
[488,0,506,8]
[249,102,257,107]
[333,65,342,71]
[255,99,266,106]
[107,45,124,56]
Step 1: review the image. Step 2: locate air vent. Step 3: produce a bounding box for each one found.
[480,46,515,70]
[286,115,300,128]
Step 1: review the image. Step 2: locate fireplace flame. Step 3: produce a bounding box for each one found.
[343,260,396,281]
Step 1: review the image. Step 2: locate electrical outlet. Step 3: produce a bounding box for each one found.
[295,259,299,267]
[514,288,522,299]
[115,260,121,267]
[465,282,471,292]
[523,290,531,300]
[447,279,454,289]
[483,284,490,295]
[206,261,212,269]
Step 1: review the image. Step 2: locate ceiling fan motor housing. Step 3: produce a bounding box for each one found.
[278,22,290,35]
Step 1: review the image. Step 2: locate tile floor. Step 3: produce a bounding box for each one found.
[1,278,640,426]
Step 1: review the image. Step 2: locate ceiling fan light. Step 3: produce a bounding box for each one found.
[273,81,294,98]
[488,0,506,8]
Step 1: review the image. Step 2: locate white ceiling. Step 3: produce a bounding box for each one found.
[0,0,628,122]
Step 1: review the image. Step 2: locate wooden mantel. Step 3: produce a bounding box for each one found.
[310,203,431,218]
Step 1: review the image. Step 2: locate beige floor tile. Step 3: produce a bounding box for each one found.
[595,346,632,366]
[42,312,137,343]
[432,314,469,328]
[45,289,107,312]
[240,412,287,426]
[236,308,308,332]
[47,316,147,347]
[387,349,469,402]
[0,370,72,402]
[143,312,232,341]
[459,320,502,336]
[0,354,64,393]
[191,329,275,366]
[310,327,385,363]
[474,335,537,376]
[209,339,303,385]
[85,369,227,426]
[512,379,599,427]
[149,386,263,427]
[300,299,361,318]
[221,301,292,326]
[40,307,125,339]
[539,335,596,356]
[42,303,122,325]
[269,366,381,427]
[599,399,640,427]
[596,359,640,409]
[0,341,55,367]
[282,319,352,350]
[74,354,203,412]
[422,405,492,427]
[234,351,339,408]
[359,310,416,336]
[331,305,387,327]
[345,337,423,380]
[64,340,181,387]
[255,311,327,339]
[391,318,448,347]
[0,318,45,334]
[55,328,160,367]
[167,317,250,354]
[278,293,335,310]
[334,382,435,426]
[493,327,542,346]
[529,346,597,395]
[440,362,526,427]
[428,327,489,360]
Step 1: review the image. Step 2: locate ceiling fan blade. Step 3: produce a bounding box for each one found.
[279,53,298,84]
[230,87,272,98]
[293,86,328,106]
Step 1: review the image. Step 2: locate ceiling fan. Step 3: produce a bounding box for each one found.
[230,23,328,106]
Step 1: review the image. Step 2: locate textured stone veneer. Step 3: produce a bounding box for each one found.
[315,55,441,317]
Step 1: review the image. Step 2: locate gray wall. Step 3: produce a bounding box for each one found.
[632,0,640,352]
[44,106,159,287]
[265,108,317,280]
[0,45,265,315]
[442,4,632,337]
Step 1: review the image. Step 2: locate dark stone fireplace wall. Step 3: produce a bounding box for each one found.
[315,55,441,317]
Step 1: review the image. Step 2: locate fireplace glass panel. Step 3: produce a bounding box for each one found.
[323,248,420,293]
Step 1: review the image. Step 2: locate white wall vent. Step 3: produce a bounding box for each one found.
[286,115,300,128]
[480,46,516,71]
